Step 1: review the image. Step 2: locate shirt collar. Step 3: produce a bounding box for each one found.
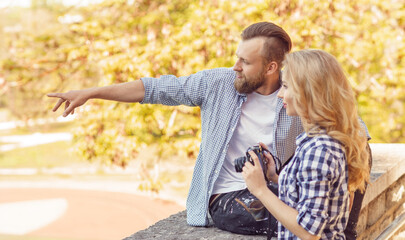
[296,127,327,146]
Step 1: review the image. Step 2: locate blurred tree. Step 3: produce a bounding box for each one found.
[0,4,99,124]
[0,0,404,191]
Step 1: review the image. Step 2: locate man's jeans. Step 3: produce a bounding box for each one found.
[208,184,278,236]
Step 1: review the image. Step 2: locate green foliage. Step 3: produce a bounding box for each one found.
[0,141,82,168]
[0,6,99,123]
[272,0,405,143]
[1,0,404,187]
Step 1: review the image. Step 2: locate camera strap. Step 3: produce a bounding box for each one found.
[260,152,270,183]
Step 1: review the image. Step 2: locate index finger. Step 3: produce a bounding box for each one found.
[248,150,260,166]
[47,93,61,98]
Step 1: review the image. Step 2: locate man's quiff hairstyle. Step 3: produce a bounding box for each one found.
[241,22,292,68]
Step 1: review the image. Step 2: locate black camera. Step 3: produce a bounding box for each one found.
[234,145,268,173]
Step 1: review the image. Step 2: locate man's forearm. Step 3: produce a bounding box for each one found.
[48,79,146,117]
[90,80,145,103]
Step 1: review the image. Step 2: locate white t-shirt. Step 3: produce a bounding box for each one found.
[212,89,279,194]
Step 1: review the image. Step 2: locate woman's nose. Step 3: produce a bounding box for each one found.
[277,88,284,98]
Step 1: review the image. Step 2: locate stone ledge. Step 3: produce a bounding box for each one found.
[123,210,266,240]
[125,143,405,240]
[357,144,405,239]
[362,144,405,209]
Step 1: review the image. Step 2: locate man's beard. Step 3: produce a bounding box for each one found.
[234,71,266,94]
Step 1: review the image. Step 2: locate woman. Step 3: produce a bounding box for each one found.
[242,49,370,239]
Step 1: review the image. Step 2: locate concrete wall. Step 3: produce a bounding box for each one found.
[125,143,405,240]
[358,144,405,240]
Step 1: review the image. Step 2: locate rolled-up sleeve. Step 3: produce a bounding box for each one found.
[140,71,208,107]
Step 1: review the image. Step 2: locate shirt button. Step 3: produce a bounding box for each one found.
[215,170,218,174]
[281,231,284,235]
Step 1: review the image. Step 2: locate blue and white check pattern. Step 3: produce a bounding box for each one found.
[278,131,350,239]
[141,68,303,226]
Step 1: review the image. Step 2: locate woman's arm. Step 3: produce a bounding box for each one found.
[242,151,320,240]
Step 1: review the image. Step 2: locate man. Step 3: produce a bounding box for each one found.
[48,22,366,238]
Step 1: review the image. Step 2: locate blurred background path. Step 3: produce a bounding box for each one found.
[0,184,184,240]
[0,118,188,240]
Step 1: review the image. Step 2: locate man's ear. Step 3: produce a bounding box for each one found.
[266,61,278,75]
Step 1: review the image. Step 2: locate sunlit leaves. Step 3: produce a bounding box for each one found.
[1,0,404,178]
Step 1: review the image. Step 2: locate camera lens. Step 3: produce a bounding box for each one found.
[234,156,247,172]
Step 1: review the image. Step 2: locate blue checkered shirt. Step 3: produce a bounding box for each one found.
[278,131,350,239]
[141,67,303,226]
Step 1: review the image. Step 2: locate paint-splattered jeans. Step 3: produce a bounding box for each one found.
[208,183,278,236]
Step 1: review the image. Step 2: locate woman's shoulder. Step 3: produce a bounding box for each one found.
[300,133,345,157]
[298,134,346,177]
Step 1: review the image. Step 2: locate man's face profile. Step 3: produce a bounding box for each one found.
[233,37,267,94]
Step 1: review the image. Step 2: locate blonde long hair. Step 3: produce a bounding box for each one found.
[283,49,369,192]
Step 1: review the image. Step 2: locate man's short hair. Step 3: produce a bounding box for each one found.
[241,22,292,68]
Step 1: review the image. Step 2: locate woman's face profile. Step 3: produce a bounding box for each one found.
[277,77,298,117]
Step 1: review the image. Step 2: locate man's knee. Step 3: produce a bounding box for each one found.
[208,190,268,235]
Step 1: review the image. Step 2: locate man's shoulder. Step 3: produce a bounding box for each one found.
[203,67,234,74]
[200,67,235,81]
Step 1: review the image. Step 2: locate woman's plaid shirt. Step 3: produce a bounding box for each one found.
[278,131,350,239]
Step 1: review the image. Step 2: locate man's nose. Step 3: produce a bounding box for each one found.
[233,61,242,72]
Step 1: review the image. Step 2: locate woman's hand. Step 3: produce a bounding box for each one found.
[242,150,268,197]
[259,142,279,183]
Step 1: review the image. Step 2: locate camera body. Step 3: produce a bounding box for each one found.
[234,145,268,172]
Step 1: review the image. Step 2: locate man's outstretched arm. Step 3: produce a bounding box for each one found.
[47,80,145,117]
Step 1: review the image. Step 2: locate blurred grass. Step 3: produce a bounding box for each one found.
[0,109,193,198]
[0,121,77,136]
[0,113,83,168]
[0,141,83,168]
